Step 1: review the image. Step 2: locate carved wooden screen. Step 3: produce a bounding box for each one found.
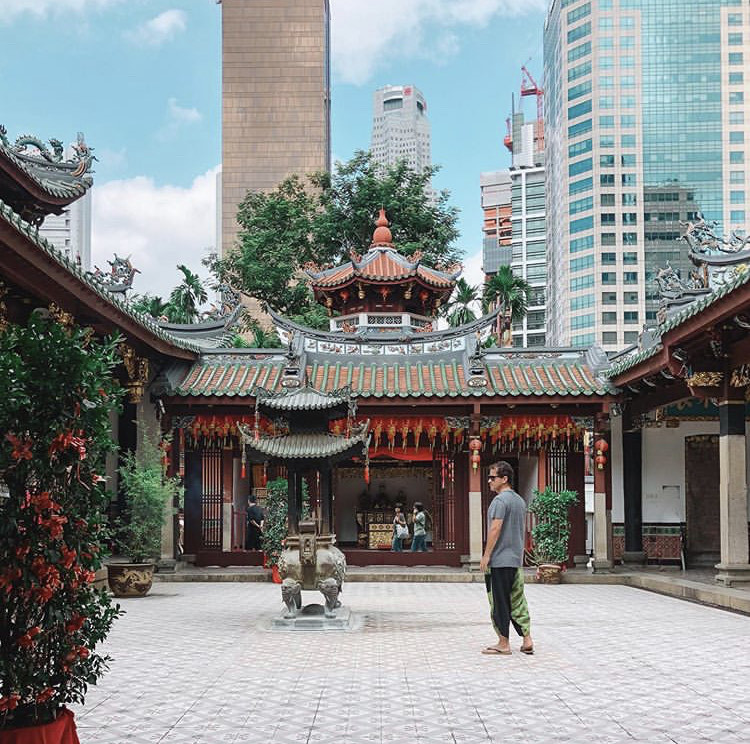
[200,449,223,550]
[432,452,456,550]
[546,448,567,491]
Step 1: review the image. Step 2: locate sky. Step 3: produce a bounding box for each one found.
[0,0,547,299]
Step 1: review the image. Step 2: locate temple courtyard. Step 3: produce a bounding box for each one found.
[72,582,750,744]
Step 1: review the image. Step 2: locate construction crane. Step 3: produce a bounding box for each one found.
[520,64,544,153]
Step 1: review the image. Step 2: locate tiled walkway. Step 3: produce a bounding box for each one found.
[74,582,750,743]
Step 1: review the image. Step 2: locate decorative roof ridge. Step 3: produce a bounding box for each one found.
[0,196,200,354]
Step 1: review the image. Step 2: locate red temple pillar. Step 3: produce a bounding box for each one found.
[592,410,614,571]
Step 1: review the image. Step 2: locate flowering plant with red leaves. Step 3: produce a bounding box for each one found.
[0,314,123,728]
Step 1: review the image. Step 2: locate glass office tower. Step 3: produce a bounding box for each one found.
[544,0,750,349]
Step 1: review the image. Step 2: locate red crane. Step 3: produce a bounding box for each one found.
[520,64,544,153]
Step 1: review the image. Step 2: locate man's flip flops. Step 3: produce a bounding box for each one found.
[520,646,535,655]
[482,646,512,655]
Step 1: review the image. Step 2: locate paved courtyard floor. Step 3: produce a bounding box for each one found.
[74,582,750,744]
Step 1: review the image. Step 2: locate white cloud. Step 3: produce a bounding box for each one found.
[1,0,119,21]
[91,166,219,300]
[330,0,545,85]
[461,248,485,289]
[156,97,202,141]
[124,9,187,47]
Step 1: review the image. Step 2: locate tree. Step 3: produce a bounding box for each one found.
[446,278,479,328]
[166,265,208,324]
[214,152,462,322]
[130,293,168,320]
[483,266,531,346]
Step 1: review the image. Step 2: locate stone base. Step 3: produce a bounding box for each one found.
[592,559,614,573]
[157,558,177,573]
[460,554,482,572]
[621,551,647,566]
[271,604,355,631]
[573,554,590,568]
[714,563,750,587]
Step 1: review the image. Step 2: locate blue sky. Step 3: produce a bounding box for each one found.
[0,0,546,297]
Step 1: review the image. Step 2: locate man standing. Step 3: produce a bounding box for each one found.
[245,495,265,551]
[480,461,533,656]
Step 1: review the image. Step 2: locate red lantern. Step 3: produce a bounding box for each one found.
[469,437,482,472]
[594,438,609,470]
[594,438,609,453]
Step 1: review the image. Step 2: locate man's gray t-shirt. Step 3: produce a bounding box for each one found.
[487,489,526,568]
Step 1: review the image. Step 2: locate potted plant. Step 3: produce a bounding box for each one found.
[107,433,181,598]
[261,477,288,583]
[528,486,578,584]
[0,313,123,740]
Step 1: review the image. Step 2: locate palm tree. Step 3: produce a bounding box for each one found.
[446,278,479,328]
[166,265,208,324]
[483,266,531,346]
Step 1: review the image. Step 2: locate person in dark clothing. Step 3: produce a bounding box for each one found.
[245,496,265,550]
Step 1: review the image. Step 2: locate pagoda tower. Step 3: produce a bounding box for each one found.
[305,209,460,334]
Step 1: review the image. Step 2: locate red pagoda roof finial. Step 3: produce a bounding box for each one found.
[371,208,394,247]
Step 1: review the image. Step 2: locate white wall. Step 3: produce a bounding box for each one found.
[517,454,538,504]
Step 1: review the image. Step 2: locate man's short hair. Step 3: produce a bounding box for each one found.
[248,495,257,504]
[489,460,514,485]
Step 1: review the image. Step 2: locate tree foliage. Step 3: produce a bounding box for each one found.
[261,478,288,567]
[214,152,462,321]
[0,314,123,727]
[529,487,578,565]
[482,266,531,322]
[446,278,479,328]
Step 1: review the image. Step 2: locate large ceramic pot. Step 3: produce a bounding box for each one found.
[0,707,79,744]
[106,562,155,597]
[536,563,563,585]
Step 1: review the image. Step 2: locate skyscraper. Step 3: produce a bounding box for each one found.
[371,85,431,175]
[220,0,331,255]
[544,0,750,349]
[39,190,92,270]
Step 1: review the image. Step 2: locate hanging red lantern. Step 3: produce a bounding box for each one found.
[468,437,482,472]
[594,438,609,453]
[594,438,609,470]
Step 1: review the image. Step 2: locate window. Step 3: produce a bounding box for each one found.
[567,2,591,24]
[622,174,637,186]
[599,115,614,128]
[571,255,594,272]
[620,95,636,107]
[621,134,636,147]
[731,190,745,204]
[621,115,635,127]
[623,311,639,323]
[623,292,638,304]
[730,131,745,144]
[571,294,594,311]
[622,212,637,224]
[570,215,594,233]
[571,314,594,330]
[620,36,635,48]
[620,56,635,68]
[730,111,744,125]
[568,60,592,82]
[570,177,593,195]
[602,292,617,305]
[568,99,593,119]
[602,252,616,264]
[731,151,745,164]
[598,17,613,30]
[572,332,595,347]
[570,196,593,214]
[600,36,614,49]
[568,21,591,43]
[602,272,616,285]
[620,75,635,88]
[729,32,743,45]
[601,232,616,245]
[569,118,592,137]
[568,80,592,101]
[620,16,634,28]
[526,264,547,282]
[568,41,591,63]
[730,91,744,104]
[601,174,615,186]
[569,138,593,157]
[729,52,743,65]
[730,72,744,85]
[600,135,615,148]
[599,96,614,109]
[731,210,746,222]
[622,193,637,206]
[624,271,638,283]
[599,75,614,88]
[623,252,637,264]
[570,235,594,253]
[569,157,593,176]
[623,232,637,245]
[601,214,616,226]
[624,331,639,345]
[730,170,745,183]
[601,194,615,206]
[570,275,594,291]
[600,154,615,167]
[728,12,742,26]
[602,332,618,345]
[602,312,617,324]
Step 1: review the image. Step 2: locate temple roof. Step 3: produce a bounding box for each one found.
[255,385,352,411]
[241,427,370,459]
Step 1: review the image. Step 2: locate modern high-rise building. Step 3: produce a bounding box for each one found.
[544,0,750,350]
[481,102,547,347]
[39,188,91,270]
[220,0,331,255]
[371,85,431,175]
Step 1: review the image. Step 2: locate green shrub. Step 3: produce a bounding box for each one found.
[529,487,578,565]
[261,478,288,566]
